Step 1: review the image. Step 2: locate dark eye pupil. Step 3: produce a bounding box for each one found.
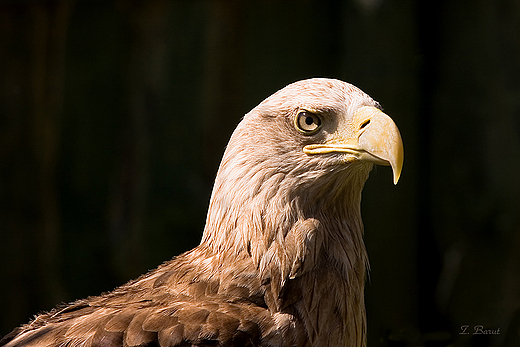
[295,111,322,134]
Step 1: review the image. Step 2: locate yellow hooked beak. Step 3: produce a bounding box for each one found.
[303,106,404,184]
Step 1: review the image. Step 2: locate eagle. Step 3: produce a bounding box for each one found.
[1,78,403,347]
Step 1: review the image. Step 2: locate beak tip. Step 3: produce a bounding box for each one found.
[391,156,403,185]
[393,173,400,185]
[389,145,403,185]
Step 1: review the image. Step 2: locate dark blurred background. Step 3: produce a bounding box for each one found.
[1,1,519,346]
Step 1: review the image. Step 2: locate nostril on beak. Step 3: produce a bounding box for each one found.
[360,119,370,130]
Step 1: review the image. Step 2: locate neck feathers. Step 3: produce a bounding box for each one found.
[199,121,371,346]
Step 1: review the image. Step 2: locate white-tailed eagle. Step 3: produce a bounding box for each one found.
[1,78,403,347]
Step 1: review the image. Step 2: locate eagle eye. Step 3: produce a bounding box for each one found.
[295,111,322,134]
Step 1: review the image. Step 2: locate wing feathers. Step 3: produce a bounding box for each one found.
[104,310,136,333]
[124,311,157,347]
[92,330,123,347]
[141,308,179,332]
[3,249,301,347]
[157,325,184,347]
[176,306,210,325]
